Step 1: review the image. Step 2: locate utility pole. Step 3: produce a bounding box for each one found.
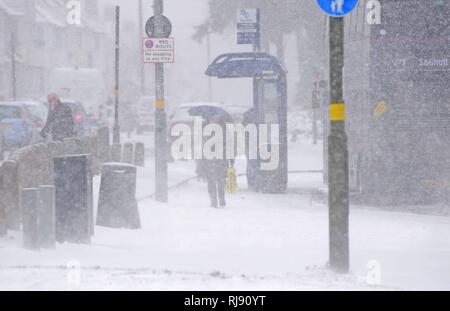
[252,9,262,192]
[253,9,261,53]
[113,6,121,144]
[10,33,17,100]
[328,16,349,273]
[206,24,212,101]
[312,82,319,145]
[319,80,329,184]
[153,0,168,203]
[138,0,146,95]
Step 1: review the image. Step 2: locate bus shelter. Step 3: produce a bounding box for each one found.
[206,53,288,193]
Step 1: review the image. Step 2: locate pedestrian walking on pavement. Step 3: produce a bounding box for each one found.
[196,113,234,208]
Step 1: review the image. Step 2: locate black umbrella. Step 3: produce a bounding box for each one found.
[188,105,233,123]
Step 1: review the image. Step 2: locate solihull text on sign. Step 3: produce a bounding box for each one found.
[143,37,174,63]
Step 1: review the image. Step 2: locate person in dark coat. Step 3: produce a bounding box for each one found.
[242,107,260,192]
[196,114,233,208]
[40,94,75,141]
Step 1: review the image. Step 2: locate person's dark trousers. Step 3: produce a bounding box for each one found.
[207,177,226,208]
[217,178,225,206]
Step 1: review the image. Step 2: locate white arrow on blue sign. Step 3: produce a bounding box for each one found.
[316,0,360,17]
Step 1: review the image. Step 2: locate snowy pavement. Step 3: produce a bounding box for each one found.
[1,139,450,290]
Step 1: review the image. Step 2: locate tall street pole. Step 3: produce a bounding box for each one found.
[11,33,17,100]
[113,6,121,144]
[328,16,349,273]
[312,82,319,145]
[154,0,168,203]
[206,25,212,101]
[139,0,146,95]
[320,81,329,184]
[252,8,262,192]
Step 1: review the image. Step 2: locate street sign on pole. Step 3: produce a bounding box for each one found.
[145,15,172,38]
[237,8,260,48]
[143,38,174,63]
[317,0,359,17]
[317,0,351,273]
[152,0,168,203]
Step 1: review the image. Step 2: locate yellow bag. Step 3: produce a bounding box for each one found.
[226,167,238,193]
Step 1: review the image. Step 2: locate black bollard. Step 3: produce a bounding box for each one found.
[89,135,100,174]
[0,164,7,237]
[87,165,95,238]
[22,188,40,250]
[134,142,145,167]
[0,195,6,236]
[38,185,56,249]
[122,143,134,164]
[97,127,111,163]
[111,143,122,162]
[54,155,92,244]
[0,180,6,237]
[0,136,3,162]
[96,163,140,229]
[3,161,20,230]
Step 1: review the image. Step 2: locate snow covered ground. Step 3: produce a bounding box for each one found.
[1,136,450,291]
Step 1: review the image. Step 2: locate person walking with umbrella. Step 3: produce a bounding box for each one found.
[190,106,234,208]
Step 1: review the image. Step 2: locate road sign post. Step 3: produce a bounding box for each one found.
[237,8,262,190]
[10,34,17,101]
[312,82,320,145]
[319,80,329,184]
[328,16,349,273]
[152,0,168,203]
[138,0,145,95]
[113,6,121,144]
[317,0,359,273]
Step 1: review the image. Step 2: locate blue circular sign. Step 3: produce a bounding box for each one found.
[316,0,360,17]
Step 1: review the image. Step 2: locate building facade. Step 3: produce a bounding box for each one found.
[0,0,113,101]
